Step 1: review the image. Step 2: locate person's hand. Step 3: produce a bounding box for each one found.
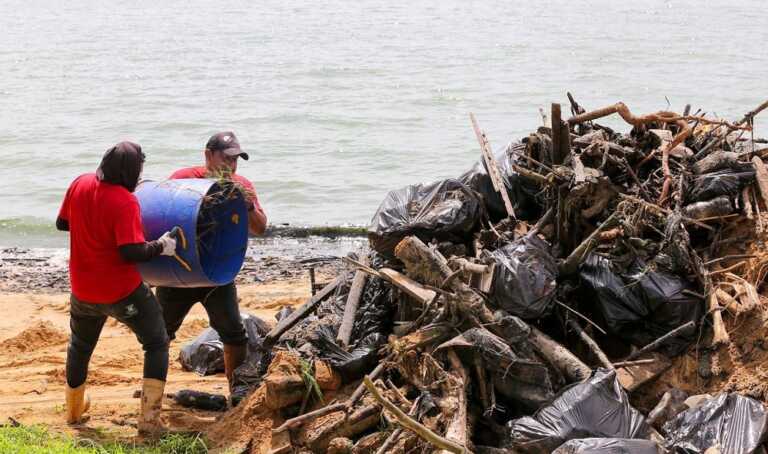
[157,231,177,256]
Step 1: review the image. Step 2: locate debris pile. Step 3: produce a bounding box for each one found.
[199,96,768,453]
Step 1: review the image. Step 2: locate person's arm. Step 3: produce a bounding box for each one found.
[56,217,70,232]
[248,204,267,236]
[239,178,267,236]
[57,180,75,232]
[119,242,163,263]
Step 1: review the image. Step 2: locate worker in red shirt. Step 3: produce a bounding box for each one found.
[156,132,267,397]
[57,142,177,436]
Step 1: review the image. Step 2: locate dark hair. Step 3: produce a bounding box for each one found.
[96,141,145,192]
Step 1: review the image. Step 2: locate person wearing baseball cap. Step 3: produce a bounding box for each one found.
[156,131,267,400]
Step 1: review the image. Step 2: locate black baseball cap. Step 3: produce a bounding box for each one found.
[206,131,249,160]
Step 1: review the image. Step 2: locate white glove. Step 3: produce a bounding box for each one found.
[157,231,177,256]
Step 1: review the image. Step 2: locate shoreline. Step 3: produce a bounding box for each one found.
[0,235,363,294]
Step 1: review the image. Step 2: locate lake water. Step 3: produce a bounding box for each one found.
[0,0,766,247]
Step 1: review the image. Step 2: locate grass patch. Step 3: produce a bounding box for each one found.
[0,425,210,454]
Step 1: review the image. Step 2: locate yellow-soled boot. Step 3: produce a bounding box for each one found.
[65,383,90,424]
[137,378,167,437]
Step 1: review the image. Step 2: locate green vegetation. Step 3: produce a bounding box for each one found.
[0,425,210,454]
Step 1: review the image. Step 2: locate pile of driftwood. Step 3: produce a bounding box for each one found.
[242,96,768,453]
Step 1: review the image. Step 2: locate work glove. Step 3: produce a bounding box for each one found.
[157,231,177,256]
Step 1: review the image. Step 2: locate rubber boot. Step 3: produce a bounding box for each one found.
[138,378,167,437]
[65,383,90,424]
[223,343,247,391]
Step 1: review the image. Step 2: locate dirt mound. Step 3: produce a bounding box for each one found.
[206,351,304,452]
[0,321,68,352]
[634,306,768,411]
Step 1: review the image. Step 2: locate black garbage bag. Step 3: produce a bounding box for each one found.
[229,314,275,405]
[487,235,558,320]
[367,178,482,257]
[179,328,224,376]
[459,141,543,221]
[553,438,662,454]
[436,327,556,411]
[579,254,703,356]
[309,325,384,383]
[505,369,650,453]
[663,393,768,453]
[172,389,228,412]
[179,313,271,376]
[350,266,396,344]
[688,169,755,202]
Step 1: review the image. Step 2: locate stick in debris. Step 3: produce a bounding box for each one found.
[565,318,613,370]
[362,376,470,454]
[337,256,370,347]
[707,290,730,347]
[612,359,657,368]
[263,275,344,348]
[346,356,390,409]
[625,321,697,361]
[440,350,470,454]
[375,396,422,454]
[273,403,347,433]
[470,112,516,219]
[559,212,619,275]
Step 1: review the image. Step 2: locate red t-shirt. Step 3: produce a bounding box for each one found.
[58,174,146,303]
[169,166,265,217]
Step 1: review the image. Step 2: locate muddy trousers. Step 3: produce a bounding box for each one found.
[66,283,170,388]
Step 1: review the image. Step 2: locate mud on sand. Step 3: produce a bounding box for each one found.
[0,277,317,446]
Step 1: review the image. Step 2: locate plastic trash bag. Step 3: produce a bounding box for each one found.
[436,327,556,411]
[179,328,224,376]
[368,178,482,257]
[172,389,228,412]
[459,141,543,221]
[179,313,271,376]
[229,314,274,405]
[309,325,384,383]
[487,235,558,320]
[688,169,754,202]
[663,393,768,454]
[553,438,663,454]
[579,254,703,355]
[505,368,650,453]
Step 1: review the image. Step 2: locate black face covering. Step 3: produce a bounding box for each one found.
[96,141,145,192]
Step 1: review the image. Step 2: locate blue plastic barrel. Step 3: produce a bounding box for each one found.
[134,178,249,287]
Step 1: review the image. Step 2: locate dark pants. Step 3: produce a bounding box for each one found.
[156,283,247,346]
[67,283,170,388]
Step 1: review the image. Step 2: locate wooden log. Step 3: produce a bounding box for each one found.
[362,377,470,454]
[302,403,382,453]
[529,326,591,382]
[625,321,696,361]
[751,157,768,210]
[716,288,740,312]
[566,318,613,370]
[378,268,436,305]
[263,275,344,348]
[337,256,370,347]
[692,150,741,174]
